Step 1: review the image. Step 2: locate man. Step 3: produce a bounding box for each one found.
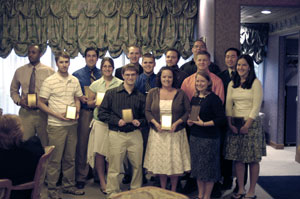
[72,47,101,189]
[135,53,156,94]
[165,48,188,88]
[10,44,54,146]
[181,51,224,103]
[115,46,143,80]
[38,51,84,199]
[98,64,146,198]
[181,39,221,76]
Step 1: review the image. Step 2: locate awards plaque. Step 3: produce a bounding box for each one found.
[190,105,200,121]
[161,114,172,130]
[66,105,77,119]
[27,93,37,107]
[84,86,91,98]
[122,109,133,123]
[95,92,105,106]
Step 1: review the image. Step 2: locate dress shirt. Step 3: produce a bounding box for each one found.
[89,76,123,120]
[72,66,101,110]
[135,73,156,94]
[218,69,235,105]
[98,83,146,132]
[115,64,143,80]
[10,63,54,105]
[170,65,188,89]
[180,59,221,76]
[181,71,224,104]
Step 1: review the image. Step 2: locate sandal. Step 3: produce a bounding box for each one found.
[62,187,85,195]
[243,195,257,199]
[231,193,245,199]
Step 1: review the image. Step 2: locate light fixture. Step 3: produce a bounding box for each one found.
[261,10,271,14]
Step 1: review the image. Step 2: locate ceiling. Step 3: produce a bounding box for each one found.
[240,6,300,23]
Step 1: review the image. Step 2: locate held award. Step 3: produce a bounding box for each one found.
[95,92,105,106]
[84,86,91,98]
[190,105,200,121]
[122,109,133,123]
[161,114,172,130]
[27,93,37,107]
[66,105,77,119]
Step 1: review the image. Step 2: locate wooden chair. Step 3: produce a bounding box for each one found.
[0,179,12,199]
[11,145,55,199]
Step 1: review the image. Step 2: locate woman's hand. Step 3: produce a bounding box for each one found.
[193,116,204,126]
[229,125,239,134]
[152,119,162,132]
[187,119,194,126]
[239,125,249,134]
[170,122,178,133]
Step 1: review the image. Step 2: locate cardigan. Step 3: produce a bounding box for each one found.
[145,87,190,132]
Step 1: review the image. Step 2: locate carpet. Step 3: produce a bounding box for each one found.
[257,176,300,199]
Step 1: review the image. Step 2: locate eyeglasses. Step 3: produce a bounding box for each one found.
[123,73,137,77]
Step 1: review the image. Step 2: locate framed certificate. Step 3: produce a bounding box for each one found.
[66,105,77,119]
[84,86,91,98]
[190,105,200,121]
[122,109,133,123]
[161,114,172,130]
[27,93,37,107]
[95,92,105,106]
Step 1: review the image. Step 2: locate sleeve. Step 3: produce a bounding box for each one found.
[10,69,21,104]
[145,89,155,122]
[180,78,191,100]
[39,78,51,100]
[75,79,83,97]
[137,94,147,127]
[211,95,226,126]
[249,79,263,119]
[98,90,120,125]
[225,81,234,116]
[179,90,191,122]
[89,81,97,93]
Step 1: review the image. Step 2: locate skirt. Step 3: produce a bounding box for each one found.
[225,118,266,163]
[87,119,109,168]
[190,135,221,182]
[143,128,191,175]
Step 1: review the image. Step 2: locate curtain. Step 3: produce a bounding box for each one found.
[0,0,197,59]
[240,23,269,64]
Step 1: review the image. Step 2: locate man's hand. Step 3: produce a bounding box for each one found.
[118,119,126,127]
[132,119,140,127]
[80,96,88,104]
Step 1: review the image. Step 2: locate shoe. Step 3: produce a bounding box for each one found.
[231,193,246,199]
[243,195,257,199]
[100,187,107,195]
[76,181,85,189]
[122,174,131,184]
[62,187,85,195]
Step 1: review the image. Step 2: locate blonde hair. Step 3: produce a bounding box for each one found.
[194,71,212,97]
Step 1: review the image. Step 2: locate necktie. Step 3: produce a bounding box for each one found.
[145,76,152,93]
[90,70,96,83]
[29,66,36,94]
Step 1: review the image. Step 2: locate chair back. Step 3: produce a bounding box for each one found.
[31,145,55,199]
[0,179,12,199]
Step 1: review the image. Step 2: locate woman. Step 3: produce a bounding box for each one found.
[86,57,122,194]
[0,114,44,199]
[187,71,226,199]
[225,55,265,199]
[144,66,191,192]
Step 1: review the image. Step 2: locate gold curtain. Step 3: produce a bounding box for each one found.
[0,0,197,59]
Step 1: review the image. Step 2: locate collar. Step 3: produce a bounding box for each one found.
[116,83,138,94]
[84,65,97,73]
[28,62,42,68]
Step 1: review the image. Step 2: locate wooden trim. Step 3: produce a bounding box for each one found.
[269,140,284,149]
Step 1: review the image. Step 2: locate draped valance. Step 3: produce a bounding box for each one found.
[0,0,197,59]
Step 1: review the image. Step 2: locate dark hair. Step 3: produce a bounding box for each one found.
[193,38,207,49]
[28,44,42,54]
[156,66,177,88]
[55,51,70,62]
[101,57,114,69]
[84,47,99,58]
[0,114,23,149]
[194,71,212,97]
[142,53,155,61]
[165,48,181,60]
[121,63,139,75]
[194,50,211,60]
[225,48,240,57]
[232,54,256,89]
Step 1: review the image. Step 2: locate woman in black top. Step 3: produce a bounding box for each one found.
[0,114,44,199]
[187,71,225,199]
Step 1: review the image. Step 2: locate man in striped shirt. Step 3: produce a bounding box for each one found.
[38,51,84,199]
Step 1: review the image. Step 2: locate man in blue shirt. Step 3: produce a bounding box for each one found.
[135,53,156,95]
[72,47,101,189]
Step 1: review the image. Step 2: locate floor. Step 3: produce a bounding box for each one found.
[42,146,300,199]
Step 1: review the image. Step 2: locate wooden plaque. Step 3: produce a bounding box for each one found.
[66,105,76,119]
[161,114,172,130]
[122,109,133,123]
[27,93,37,107]
[95,92,105,106]
[84,86,91,98]
[190,105,200,121]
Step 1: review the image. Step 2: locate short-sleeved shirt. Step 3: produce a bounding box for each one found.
[39,73,83,126]
[89,76,123,120]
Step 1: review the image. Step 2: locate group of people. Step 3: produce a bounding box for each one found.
[0,38,266,199]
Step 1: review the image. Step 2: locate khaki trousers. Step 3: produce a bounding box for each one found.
[46,124,77,189]
[75,109,93,182]
[19,107,48,146]
[106,129,143,196]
